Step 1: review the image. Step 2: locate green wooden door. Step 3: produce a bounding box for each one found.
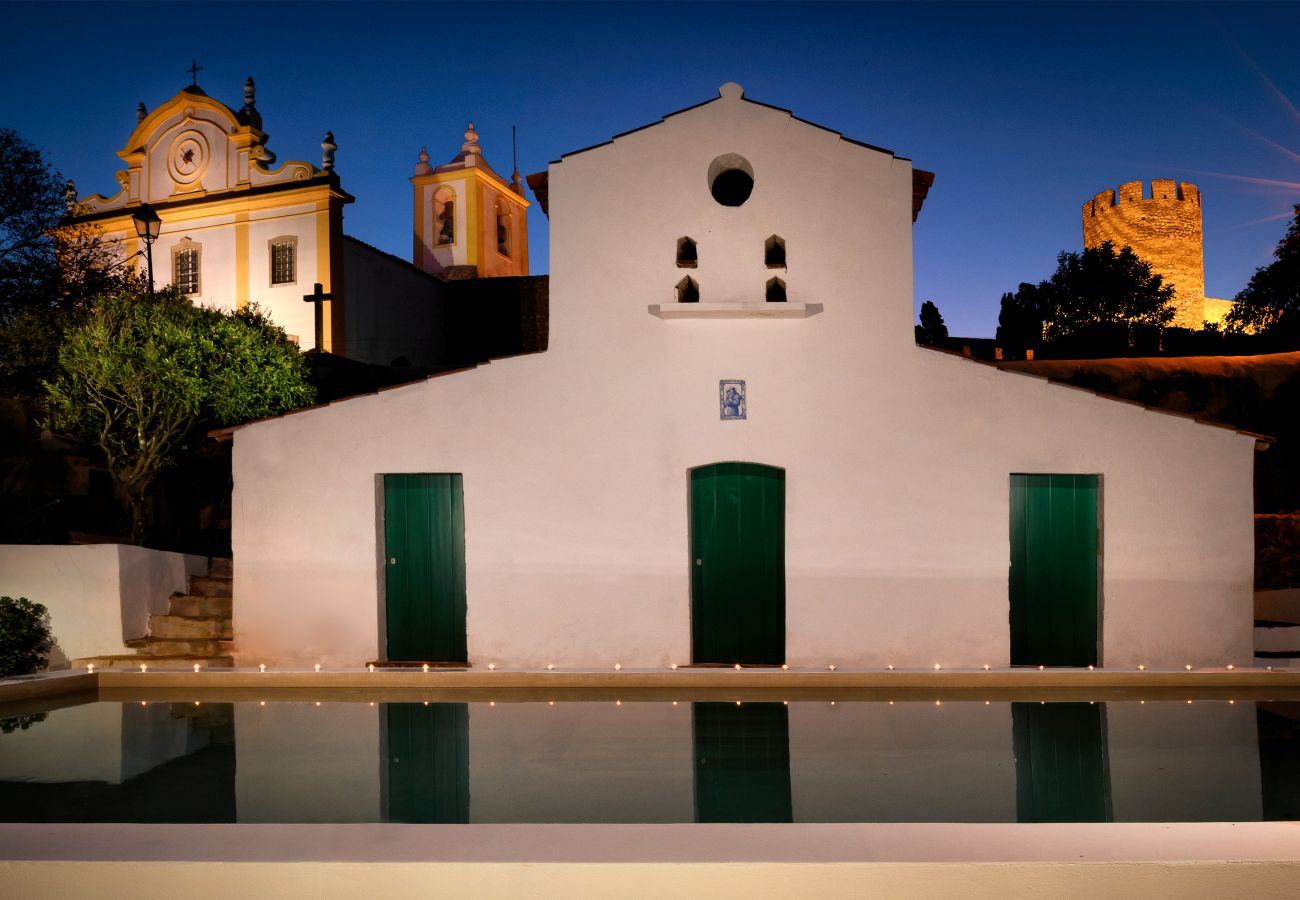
[690,463,785,665]
[383,474,467,663]
[384,702,469,823]
[1010,474,1099,667]
[1013,701,1111,822]
[692,701,793,822]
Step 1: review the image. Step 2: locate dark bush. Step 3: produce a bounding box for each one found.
[0,596,53,677]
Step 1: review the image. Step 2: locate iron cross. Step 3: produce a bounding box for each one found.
[187,60,203,86]
[303,282,332,352]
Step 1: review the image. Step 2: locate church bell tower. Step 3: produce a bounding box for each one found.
[411,123,530,279]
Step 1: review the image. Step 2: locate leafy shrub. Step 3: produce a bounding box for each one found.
[0,596,53,677]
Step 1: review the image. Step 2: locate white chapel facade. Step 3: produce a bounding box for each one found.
[226,84,1258,671]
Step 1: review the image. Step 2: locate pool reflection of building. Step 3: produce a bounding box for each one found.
[1,700,1294,823]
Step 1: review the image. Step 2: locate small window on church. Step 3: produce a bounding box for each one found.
[764,235,786,268]
[434,188,455,246]
[676,275,699,303]
[270,238,296,285]
[676,237,697,268]
[765,276,786,303]
[173,240,200,295]
[495,200,511,258]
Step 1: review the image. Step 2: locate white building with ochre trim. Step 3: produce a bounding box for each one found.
[69,77,531,368]
[220,83,1261,670]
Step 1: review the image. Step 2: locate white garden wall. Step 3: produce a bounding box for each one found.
[0,544,205,665]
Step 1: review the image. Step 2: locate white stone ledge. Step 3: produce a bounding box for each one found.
[648,301,824,319]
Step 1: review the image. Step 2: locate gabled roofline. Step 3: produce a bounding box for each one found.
[915,343,1274,448]
[550,85,910,166]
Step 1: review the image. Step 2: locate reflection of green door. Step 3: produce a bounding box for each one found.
[690,463,785,665]
[1010,474,1099,667]
[384,703,469,823]
[1013,701,1111,822]
[693,702,792,822]
[383,474,467,663]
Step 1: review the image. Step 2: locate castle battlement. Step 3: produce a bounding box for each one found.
[1081,178,1213,329]
[1083,180,1200,219]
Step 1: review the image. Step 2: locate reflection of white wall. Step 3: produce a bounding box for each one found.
[120,702,209,782]
[790,701,1016,823]
[0,702,123,783]
[0,545,205,664]
[1107,701,1262,822]
[234,702,381,823]
[468,702,693,823]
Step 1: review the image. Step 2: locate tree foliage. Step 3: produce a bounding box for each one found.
[43,289,315,542]
[1226,204,1300,340]
[915,299,949,345]
[0,596,52,678]
[1000,241,1175,350]
[0,127,128,397]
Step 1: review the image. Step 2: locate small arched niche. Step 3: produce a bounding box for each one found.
[433,187,456,246]
[495,199,512,257]
[764,235,786,269]
[765,276,786,303]
[708,153,754,207]
[676,275,700,303]
[676,237,698,268]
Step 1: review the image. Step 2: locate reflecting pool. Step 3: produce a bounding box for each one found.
[2,698,1297,823]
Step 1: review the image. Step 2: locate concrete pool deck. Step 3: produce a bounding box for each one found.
[4,667,1300,899]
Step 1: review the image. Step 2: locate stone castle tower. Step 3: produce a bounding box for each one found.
[1082,180,1231,329]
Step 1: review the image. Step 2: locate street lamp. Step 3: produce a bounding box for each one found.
[131,204,161,296]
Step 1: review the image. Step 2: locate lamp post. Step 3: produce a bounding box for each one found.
[131,204,161,296]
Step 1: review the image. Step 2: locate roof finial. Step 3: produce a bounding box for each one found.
[187,59,203,87]
[321,131,336,171]
[244,76,256,108]
[136,101,148,124]
[510,124,524,196]
[414,145,432,176]
[461,122,480,157]
[64,179,78,214]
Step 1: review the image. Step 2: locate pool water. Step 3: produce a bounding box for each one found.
[2,698,1297,824]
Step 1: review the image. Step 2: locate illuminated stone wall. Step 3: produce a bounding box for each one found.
[1082,180,1211,329]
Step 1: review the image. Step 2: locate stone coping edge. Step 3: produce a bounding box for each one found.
[3,822,1299,864]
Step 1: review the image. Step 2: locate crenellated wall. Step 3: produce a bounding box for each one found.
[1082,180,1210,329]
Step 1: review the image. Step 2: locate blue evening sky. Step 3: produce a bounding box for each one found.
[2,1,1297,336]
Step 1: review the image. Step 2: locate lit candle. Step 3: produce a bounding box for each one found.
[423,663,429,673]
[1137,664,1146,671]
[546,664,554,671]
[781,664,789,670]
[934,664,941,671]
[1226,664,1235,671]
[614,663,622,671]
[488,662,496,670]
[886,664,895,671]
[828,664,836,671]
[734,664,741,670]
[194,663,201,673]
[1185,664,1193,671]
[140,664,148,673]
[670,664,678,670]
[314,664,321,672]
[87,664,95,673]
[259,663,266,673]
[982,664,990,671]
[368,664,375,673]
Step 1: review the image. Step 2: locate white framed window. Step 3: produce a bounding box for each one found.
[270,237,297,285]
[173,239,201,295]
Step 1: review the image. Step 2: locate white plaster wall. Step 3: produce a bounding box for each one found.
[231,88,1256,668]
[247,205,320,348]
[789,701,1016,822]
[235,701,381,823]
[0,544,205,664]
[342,238,443,367]
[467,701,693,823]
[153,220,237,314]
[1107,700,1262,822]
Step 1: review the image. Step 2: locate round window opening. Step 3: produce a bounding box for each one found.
[708,153,754,207]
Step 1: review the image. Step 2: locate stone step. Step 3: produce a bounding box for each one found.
[187,574,232,598]
[148,614,232,640]
[209,558,233,578]
[71,654,234,670]
[124,637,231,657]
[168,594,232,618]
